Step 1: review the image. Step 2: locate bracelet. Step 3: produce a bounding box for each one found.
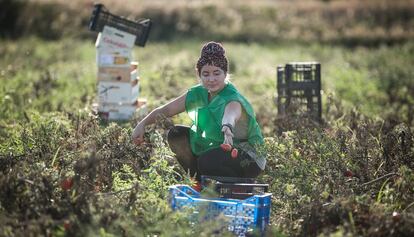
[222,123,234,133]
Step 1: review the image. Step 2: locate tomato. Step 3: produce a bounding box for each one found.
[220,143,232,152]
[344,170,353,177]
[63,220,71,230]
[231,148,238,159]
[61,178,73,190]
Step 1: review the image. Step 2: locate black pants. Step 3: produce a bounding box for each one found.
[167,125,261,181]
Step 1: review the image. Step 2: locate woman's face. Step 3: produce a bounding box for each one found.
[199,64,226,94]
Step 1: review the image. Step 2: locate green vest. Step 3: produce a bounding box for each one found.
[185,83,264,162]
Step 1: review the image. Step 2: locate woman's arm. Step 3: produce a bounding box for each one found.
[221,101,242,145]
[132,92,187,144]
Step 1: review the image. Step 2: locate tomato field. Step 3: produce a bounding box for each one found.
[1,0,414,236]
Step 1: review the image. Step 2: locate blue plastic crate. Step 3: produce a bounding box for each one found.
[169,184,272,236]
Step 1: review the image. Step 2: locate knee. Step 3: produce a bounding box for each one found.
[167,127,177,144]
[167,127,181,149]
[167,126,193,156]
[167,126,188,143]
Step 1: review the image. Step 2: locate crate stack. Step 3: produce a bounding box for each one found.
[88,3,151,121]
[95,26,142,120]
[276,62,322,121]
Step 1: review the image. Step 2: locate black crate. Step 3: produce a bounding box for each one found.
[200,176,269,199]
[277,62,322,121]
[88,4,152,47]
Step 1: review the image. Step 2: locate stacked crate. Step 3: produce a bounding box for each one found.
[95,26,142,120]
[88,3,151,121]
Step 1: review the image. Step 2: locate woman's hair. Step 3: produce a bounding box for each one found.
[196,41,228,75]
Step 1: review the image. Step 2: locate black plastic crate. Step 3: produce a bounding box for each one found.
[201,176,269,199]
[276,62,322,120]
[89,4,151,47]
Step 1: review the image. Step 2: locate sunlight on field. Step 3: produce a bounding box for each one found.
[1,37,413,130]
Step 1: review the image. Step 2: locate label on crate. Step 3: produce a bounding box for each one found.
[96,50,132,67]
[98,67,131,82]
[98,81,139,104]
[95,26,136,49]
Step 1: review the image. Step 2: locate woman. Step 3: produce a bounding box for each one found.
[131,41,265,186]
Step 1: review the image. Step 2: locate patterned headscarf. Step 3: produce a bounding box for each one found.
[196,41,228,75]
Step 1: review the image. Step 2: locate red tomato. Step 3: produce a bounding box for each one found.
[231,148,238,159]
[220,144,232,152]
[192,181,202,192]
[63,220,71,230]
[61,178,73,190]
[344,170,353,177]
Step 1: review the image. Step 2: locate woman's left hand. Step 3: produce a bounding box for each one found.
[222,126,234,145]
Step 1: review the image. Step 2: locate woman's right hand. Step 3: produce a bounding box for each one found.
[132,123,145,145]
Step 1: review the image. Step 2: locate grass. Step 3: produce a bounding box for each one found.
[2,37,413,127]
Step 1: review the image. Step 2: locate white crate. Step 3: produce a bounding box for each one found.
[98,103,137,121]
[93,97,147,121]
[97,66,138,82]
[98,81,139,104]
[95,26,136,50]
[96,49,132,68]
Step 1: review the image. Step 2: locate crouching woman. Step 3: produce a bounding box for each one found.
[131,41,265,184]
